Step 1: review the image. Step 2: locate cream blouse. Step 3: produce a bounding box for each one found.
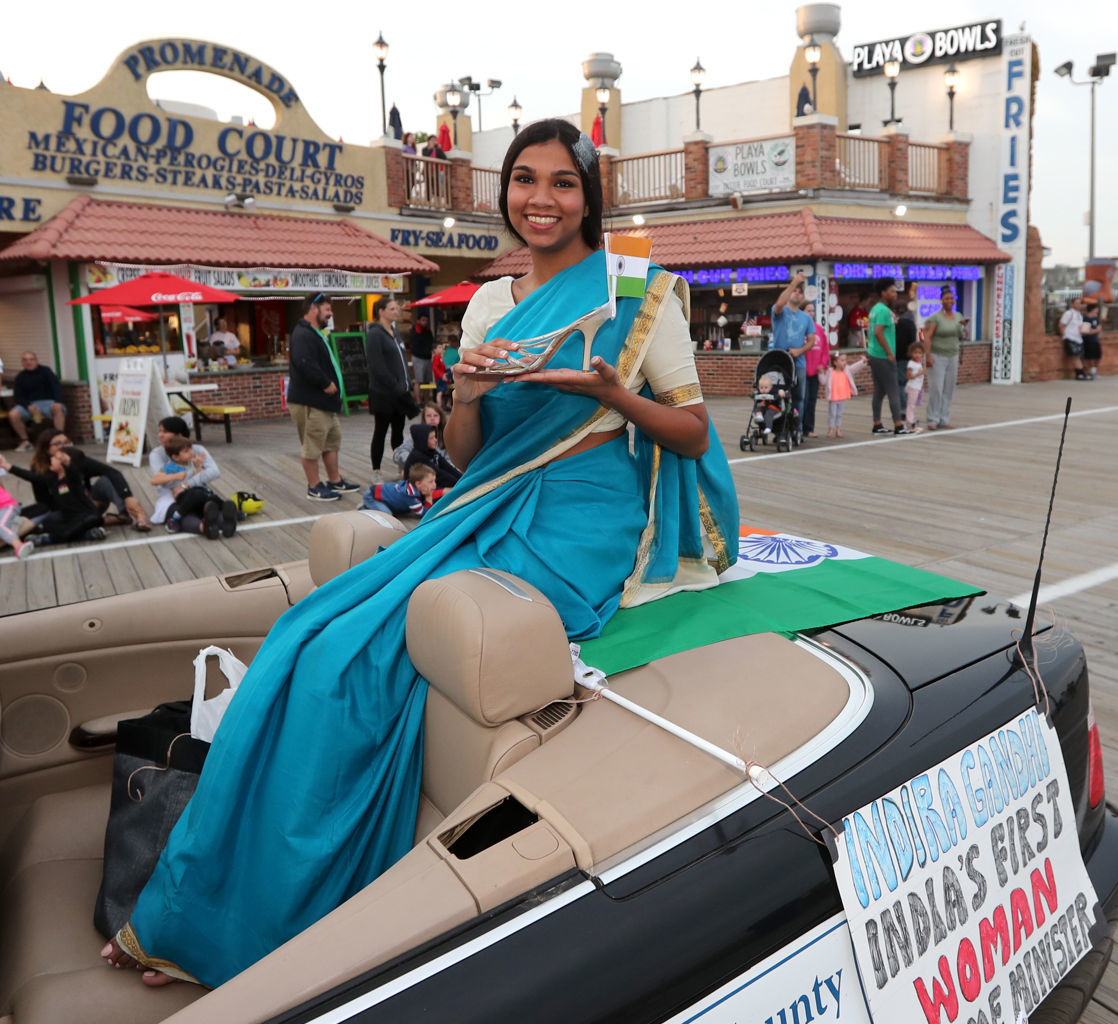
[460,276,703,432]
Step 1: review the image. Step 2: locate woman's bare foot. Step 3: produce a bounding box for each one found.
[101,939,175,985]
[102,938,142,970]
[142,969,177,987]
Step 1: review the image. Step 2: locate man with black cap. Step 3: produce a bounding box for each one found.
[288,293,360,501]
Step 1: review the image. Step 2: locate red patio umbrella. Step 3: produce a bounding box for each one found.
[98,305,158,323]
[68,272,239,308]
[69,272,240,373]
[409,281,481,307]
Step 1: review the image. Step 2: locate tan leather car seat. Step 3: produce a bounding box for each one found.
[406,569,576,841]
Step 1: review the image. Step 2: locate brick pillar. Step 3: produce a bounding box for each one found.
[376,136,406,207]
[883,125,909,195]
[682,130,712,200]
[938,132,971,201]
[449,150,473,211]
[793,114,838,191]
[598,147,617,209]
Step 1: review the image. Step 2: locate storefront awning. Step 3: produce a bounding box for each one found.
[474,209,1010,280]
[0,195,439,275]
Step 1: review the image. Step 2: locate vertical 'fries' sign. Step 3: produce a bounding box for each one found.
[830,708,1104,1024]
[106,359,151,467]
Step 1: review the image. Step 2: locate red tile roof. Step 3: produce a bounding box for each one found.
[475,209,1009,279]
[0,195,438,274]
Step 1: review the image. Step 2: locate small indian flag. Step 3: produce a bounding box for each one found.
[605,233,652,307]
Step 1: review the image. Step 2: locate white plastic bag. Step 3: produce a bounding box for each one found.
[190,645,248,743]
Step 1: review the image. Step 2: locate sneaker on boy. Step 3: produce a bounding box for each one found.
[307,482,341,501]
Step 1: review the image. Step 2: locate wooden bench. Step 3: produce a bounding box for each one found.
[194,405,246,444]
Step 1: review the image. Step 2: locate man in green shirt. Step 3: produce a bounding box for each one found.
[867,277,910,435]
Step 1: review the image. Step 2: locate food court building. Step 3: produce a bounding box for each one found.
[0,39,513,437]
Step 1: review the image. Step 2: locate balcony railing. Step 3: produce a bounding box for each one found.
[612,149,685,206]
[403,154,452,210]
[908,142,949,195]
[472,167,501,214]
[835,134,889,191]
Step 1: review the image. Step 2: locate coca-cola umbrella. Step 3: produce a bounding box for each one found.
[69,272,240,374]
[408,281,481,307]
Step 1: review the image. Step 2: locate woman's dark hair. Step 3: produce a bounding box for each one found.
[941,286,955,297]
[372,296,396,320]
[159,415,191,438]
[31,428,63,473]
[499,118,603,252]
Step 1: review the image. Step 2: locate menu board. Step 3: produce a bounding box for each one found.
[329,332,370,412]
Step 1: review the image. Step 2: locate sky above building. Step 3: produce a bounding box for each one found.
[3,0,1113,268]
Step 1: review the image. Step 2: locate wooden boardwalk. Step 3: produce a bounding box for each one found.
[2,378,1117,1020]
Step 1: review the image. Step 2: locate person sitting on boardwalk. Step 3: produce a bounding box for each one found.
[2,446,106,545]
[0,469,36,559]
[151,437,236,539]
[361,463,438,517]
[403,423,460,490]
[24,429,152,532]
[147,417,220,525]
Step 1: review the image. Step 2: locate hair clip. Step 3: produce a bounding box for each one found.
[573,132,597,174]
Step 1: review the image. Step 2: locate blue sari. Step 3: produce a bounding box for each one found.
[122,250,738,987]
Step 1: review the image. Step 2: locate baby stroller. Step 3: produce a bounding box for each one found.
[739,349,802,453]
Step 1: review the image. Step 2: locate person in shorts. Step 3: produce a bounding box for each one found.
[288,293,360,501]
[1081,298,1103,379]
[9,351,66,452]
[1059,297,1087,381]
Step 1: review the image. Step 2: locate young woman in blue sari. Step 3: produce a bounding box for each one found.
[101,119,739,988]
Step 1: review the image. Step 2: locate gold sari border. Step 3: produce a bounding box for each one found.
[117,922,201,984]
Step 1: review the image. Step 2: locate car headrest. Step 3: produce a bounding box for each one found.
[406,569,573,727]
[308,510,409,586]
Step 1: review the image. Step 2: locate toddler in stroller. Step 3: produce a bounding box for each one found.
[740,350,801,452]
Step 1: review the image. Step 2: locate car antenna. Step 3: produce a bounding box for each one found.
[1015,396,1072,675]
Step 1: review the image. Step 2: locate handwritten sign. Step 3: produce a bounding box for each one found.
[106,360,150,466]
[832,708,1102,1024]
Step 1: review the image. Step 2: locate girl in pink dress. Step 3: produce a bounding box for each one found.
[820,351,867,438]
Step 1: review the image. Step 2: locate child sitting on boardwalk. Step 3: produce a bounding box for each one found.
[0,466,35,559]
[151,437,236,539]
[361,464,438,517]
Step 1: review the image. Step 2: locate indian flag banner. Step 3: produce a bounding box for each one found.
[605,233,652,308]
[579,527,983,675]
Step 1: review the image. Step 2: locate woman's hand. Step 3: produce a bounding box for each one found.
[513,356,625,406]
[450,339,521,405]
[0,454,10,471]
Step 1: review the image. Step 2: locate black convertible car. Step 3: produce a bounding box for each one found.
[0,510,1113,1024]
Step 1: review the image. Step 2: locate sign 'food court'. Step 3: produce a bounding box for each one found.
[0,39,370,222]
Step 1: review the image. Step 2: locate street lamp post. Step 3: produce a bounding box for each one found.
[508,96,522,135]
[804,36,821,112]
[596,83,611,146]
[458,76,502,131]
[445,83,463,148]
[690,58,705,131]
[372,32,389,137]
[882,59,901,126]
[944,62,959,131]
[1055,54,1114,259]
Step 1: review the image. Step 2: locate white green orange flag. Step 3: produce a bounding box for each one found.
[605,233,652,313]
[579,527,982,675]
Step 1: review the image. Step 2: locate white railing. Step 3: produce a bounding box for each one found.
[403,154,451,209]
[835,135,889,191]
[612,149,686,206]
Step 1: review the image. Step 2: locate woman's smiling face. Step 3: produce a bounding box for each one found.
[504,139,590,258]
